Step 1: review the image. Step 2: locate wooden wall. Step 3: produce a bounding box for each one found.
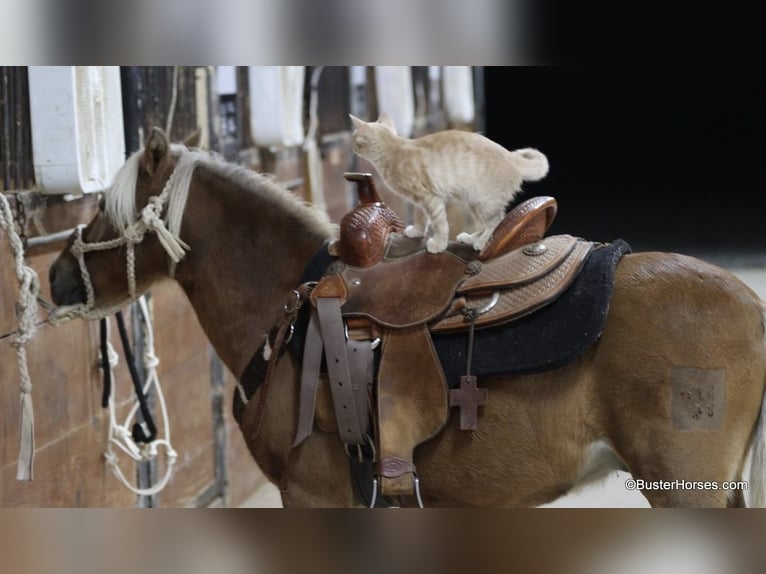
[0,66,479,507]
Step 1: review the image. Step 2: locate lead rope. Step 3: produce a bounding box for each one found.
[101,296,178,496]
[1,193,39,480]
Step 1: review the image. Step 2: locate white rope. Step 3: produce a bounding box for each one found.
[102,296,178,497]
[0,193,39,480]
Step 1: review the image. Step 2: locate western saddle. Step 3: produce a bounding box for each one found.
[293,173,593,502]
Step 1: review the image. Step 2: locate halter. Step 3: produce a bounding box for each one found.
[51,153,193,323]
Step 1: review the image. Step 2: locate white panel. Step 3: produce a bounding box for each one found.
[195,67,211,150]
[28,66,125,195]
[216,66,237,96]
[374,66,414,137]
[248,66,305,148]
[443,66,476,125]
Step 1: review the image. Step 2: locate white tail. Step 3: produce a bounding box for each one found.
[510,147,550,181]
[750,304,766,506]
[750,395,766,507]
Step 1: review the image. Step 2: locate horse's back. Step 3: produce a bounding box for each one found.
[604,251,764,355]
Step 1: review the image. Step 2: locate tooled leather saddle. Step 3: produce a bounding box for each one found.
[292,173,602,500]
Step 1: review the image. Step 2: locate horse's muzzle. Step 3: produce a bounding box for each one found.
[49,256,86,306]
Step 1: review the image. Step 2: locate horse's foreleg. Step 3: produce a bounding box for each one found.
[280,431,361,508]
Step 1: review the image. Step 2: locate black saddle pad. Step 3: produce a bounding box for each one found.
[433,239,632,387]
[286,239,632,389]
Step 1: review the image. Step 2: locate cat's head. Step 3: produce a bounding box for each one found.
[349,113,397,158]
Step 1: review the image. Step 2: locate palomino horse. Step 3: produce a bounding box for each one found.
[49,128,766,507]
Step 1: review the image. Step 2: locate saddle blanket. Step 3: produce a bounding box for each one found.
[235,237,632,422]
[432,239,632,387]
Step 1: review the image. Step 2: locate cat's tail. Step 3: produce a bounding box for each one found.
[510,148,550,181]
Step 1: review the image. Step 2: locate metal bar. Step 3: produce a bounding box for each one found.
[191,482,225,508]
[7,67,17,190]
[25,227,75,247]
[2,69,12,191]
[20,69,34,189]
[209,347,228,507]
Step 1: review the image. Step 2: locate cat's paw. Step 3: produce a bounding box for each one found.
[404,225,425,238]
[426,236,448,253]
[471,230,494,251]
[456,232,474,245]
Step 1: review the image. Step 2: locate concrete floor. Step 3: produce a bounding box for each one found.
[240,265,766,508]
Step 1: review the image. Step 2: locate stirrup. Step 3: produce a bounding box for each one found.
[369,474,424,508]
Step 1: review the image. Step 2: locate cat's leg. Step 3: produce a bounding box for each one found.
[404,225,425,238]
[404,208,431,238]
[471,201,507,251]
[422,197,449,253]
[457,229,484,245]
[457,205,485,247]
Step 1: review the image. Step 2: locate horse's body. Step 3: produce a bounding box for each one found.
[49,129,766,507]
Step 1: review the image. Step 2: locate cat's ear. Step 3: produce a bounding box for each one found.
[349,114,364,130]
[377,112,397,134]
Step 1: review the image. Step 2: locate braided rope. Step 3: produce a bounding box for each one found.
[49,158,191,325]
[0,193,40,480]
[102,297,178,496]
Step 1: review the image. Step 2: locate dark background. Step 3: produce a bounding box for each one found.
[484,68,765,265]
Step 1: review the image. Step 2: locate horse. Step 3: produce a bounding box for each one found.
[48,127,766,507]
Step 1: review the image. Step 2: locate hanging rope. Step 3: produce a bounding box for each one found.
[0,192,39,480]
[101,296,178,496]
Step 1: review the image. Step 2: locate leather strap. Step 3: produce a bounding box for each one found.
[252,320,290,439]
[316,298,366,445]
[293,311,373,447]
[346,337,373,439]
[293,312,324,447]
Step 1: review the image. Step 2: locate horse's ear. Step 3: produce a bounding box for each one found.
[183,127,202,148]
[143,127,170,176]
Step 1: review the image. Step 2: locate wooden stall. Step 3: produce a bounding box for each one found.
[0,66,481,507]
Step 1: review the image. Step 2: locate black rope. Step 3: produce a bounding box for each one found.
[115,311,158,443]
[99,318,111,409]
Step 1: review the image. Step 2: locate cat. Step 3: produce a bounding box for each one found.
[350,113,549,253]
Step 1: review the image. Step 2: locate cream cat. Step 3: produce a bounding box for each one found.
[350,113,549,253]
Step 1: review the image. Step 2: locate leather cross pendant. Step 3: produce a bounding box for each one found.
[449,375,488,430]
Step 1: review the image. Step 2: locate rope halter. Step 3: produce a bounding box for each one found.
[52,153,192,323]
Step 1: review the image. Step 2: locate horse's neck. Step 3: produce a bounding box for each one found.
[173,172,331,377]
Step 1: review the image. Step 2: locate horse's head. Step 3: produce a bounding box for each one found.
[49,127,201,317]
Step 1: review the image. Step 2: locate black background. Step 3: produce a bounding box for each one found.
[484,68,765,264]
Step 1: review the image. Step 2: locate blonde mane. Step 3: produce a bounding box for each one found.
[104,144,336,241]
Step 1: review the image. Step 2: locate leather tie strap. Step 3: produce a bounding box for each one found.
[293,312,324,447]
[293,309,374,448]
[316,298,366,445]
[346,338,373,438]
[293,297,372,447]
